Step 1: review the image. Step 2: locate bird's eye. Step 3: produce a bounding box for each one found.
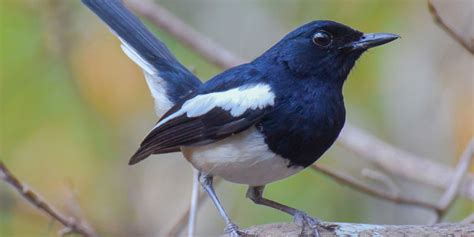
[312,31,333,47]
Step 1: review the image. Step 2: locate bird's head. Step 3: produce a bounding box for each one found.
[265,20,399,84]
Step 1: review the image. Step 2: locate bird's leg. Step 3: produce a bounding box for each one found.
[198,172,241,236]
[246,186,323,237]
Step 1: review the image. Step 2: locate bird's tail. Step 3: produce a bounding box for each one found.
[82,0,202,164]
[81,0,201,106]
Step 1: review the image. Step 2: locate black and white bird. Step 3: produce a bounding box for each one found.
[82,1,399,236]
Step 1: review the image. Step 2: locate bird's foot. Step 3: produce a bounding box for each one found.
[224,222,242,237]
[293,211,324,237]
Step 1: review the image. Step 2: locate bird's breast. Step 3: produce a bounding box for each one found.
[181,127,304,186]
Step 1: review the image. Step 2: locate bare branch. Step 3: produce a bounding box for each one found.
[0,162,98,237]
[361,168,400,195]
[165,178,223,236]
[127,0,474,202]
[428,0,474,54]
[221,222,474,236]
[434,139,474,223]
[62,181,98,237]
[461,213,474,224]
[311,165,440,211]
[339,125,474,201]
[125,0,241,69]
[187,169,200,237]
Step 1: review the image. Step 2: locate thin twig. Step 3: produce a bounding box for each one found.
[461,213,474,224]
[339,125,474,201]
[187,169,200,237]
[434,139,474,223]
[63,180,99,237]
[311,164,440,211]
[427,0,474,54]
[125,0,241,69]
[361,168,400,195]
[166,178,222,236]
[0,162,98,237]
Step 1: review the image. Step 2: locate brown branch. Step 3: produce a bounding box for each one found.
[127,0,474,202]
[428,0,474,54]
[0,161,98,237]
[125,0,241,69]
[221,222,474,236]
[339,125,474,201]
[434,139,474,222]
[311,165,440,211]
[361,168,400,195]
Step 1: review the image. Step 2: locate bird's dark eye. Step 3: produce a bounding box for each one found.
[312,31,333,47]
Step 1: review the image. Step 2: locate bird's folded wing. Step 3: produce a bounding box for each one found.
[129,83,276,165]
[81,0,201,116]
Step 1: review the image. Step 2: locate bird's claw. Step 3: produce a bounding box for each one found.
[293,212,322,237]
[224,222,242,237]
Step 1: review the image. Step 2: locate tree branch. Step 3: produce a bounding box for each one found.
[434,139,474,222]
[0,162,98,237]
[315,136,473,223]
[125,0,240,69]
[311,165,440,211]
[165,178,223,237]
[428,0,474,54]
[339,125,474,201]
[221,222,474,236]
[126,0,474,202]
[187,168,200,237]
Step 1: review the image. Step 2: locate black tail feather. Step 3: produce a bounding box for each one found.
[82,0,177,71]
[81,0,201,103]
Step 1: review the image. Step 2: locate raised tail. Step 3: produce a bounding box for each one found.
[81,0,201,113]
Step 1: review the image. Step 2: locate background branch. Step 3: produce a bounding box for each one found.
[428,0,474,54]
[0,162,98,237]
[339,125,474,201]
[187,169,199,237]
[434,139,474,223]
[165,178,223,237]
[311,164,440,211]
[126,0,240,69]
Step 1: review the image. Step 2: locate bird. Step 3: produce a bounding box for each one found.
[82,0,399,236]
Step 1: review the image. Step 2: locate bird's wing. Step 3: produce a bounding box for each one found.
[81,0,201,116]
[129,83,276,165]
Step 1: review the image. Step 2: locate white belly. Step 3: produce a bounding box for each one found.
[181,127,303,186]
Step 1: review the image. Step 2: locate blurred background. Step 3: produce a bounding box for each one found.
[1,0,473,236]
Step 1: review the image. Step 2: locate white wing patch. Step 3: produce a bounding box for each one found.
[155,83,275,128]
[115,35,173,116]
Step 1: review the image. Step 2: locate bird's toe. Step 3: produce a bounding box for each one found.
[293,212,322,237]
[224,222,242,237]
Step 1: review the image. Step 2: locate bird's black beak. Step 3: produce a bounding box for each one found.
[341,33,400,51]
